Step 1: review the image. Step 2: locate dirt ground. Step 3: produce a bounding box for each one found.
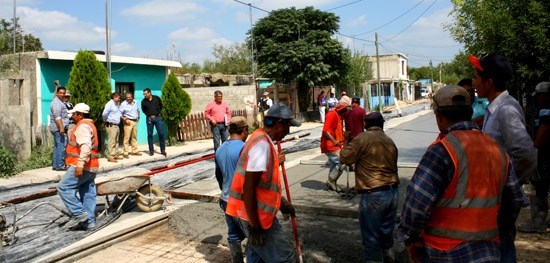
[515,206,550,263]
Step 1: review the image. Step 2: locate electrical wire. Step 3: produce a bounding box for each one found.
[382,0,438,43]
[336,32,375,43]
[354,0,425,36]
[325,0,364,12]
[233,0,270,13]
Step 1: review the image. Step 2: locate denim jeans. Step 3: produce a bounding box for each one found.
[325,150,343,181]
[211,123,228,151]
[146,116,166,153]
[57,166,97,226]
[52,131,67,169]
[238,218,295,263]
[499,227,517,263]
[359,188,398,262]
[219,200,246,243]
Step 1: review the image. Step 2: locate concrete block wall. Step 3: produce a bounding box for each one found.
[184,85,256,114]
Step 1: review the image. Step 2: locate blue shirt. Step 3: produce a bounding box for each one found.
[482,90,537,182]
[102,99,121,124]
[471,96,488,120]
[119,99,140,120]
[215,139,246,202]
[49,96,68,132]
[398,121,525,262]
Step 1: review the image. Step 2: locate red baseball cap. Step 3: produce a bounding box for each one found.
[341,91,347,95]
[468,55,484,71]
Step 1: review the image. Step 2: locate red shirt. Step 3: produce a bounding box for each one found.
[321,110,344,153]
[343,105,366,138]
[205,101,231,123]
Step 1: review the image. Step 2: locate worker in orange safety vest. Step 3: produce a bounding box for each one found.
[226,103,300,262]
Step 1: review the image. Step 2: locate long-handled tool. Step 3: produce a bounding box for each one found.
[277,141,303,263]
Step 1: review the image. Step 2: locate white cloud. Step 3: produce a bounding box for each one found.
[168,27,218,41]
[121,0,207,24]
[111,42,134,54]
[348,14,367,27]
[11,6,114,46]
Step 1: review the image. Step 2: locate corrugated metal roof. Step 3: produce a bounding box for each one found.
[36,51,181,68]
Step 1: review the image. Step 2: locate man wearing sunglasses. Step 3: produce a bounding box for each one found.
[458,78,489,127]
[469,54,536,263]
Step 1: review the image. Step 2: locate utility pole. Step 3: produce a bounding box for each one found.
[429,60,434,93]
[439,64,442,85]
[13,0,16,54]
[105,0,111,85]
[375,33,382,110]
[249,3,256,95]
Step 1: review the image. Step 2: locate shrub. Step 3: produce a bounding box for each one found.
[162,72,191,145]
[0,146,17,177]
[16,145,53,171]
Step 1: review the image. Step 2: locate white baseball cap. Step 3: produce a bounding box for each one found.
[68,103,90,114]
[532,82,550,96]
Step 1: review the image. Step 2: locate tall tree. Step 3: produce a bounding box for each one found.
[161,72,191,145]
[348,50,372,96]
[0,18,43,55]
[65,50,112,129]
[446,0,550,97]
[250,6,351,111]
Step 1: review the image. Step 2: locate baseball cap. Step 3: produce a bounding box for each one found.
[433,85,471,108]
[263,91,269,96]
[265,103,301,127]
[352,96,360,104]
[68,103,90,114]
[341,91,347,96]
[532,82,550,96]
[229,116,247,128]
[364,111,384,122]
[64,90,71,97]
[468,54,513,81]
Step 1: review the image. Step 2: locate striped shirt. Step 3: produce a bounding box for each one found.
[398,121,525,262]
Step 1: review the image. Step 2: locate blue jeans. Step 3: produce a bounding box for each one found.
[211,123,228,151]
[219,200,246,243]
[359,188,398,262]
[326,150,343,181]
[238,218,295,263]
[146,116,165,153]
[52,131,67,169]
[499,227,516,263]
[57,166,97,226]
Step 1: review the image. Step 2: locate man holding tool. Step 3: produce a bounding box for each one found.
[226,103,300,262]
[340,111,399,263]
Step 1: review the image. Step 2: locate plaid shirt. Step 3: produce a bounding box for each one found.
[398,121,525,262]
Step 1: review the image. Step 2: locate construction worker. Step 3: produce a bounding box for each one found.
[398,85,525,262]
[340,111,399,263]
[519,82,550,234]
[469,54,536,262]
[322,96,350,191]
[215,116,249,262]
[57,103,99,230]
[226,103,299,262]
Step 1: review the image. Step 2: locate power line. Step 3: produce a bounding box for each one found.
[382,0,437,43]
[336,32,375,43]
[354,0,425,36]
[233,0,270,13]
[324,0,364,12]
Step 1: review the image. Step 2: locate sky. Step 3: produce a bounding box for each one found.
[0,0,463,68]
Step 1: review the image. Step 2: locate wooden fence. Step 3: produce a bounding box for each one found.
[177,109,247,142]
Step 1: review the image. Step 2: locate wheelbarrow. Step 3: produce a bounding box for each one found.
[95,175,169,218]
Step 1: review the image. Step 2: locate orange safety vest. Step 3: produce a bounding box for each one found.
[226,129,281,229]
[66,119,99,168]
[422,130,509,251]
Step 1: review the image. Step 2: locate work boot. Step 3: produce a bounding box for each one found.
[228,241,244,263]
[518,195,548,234]
[383,248,395,263]
[326,179,340,192]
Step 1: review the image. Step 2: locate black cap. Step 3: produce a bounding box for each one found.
[468,54,513,81]
[352,96,360,104]
[364,111,384,122]
[265,103,301,127]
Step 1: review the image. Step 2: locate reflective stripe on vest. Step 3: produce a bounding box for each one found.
[66,119,99,168]
[424,130,508,246]
[225,129,281,229]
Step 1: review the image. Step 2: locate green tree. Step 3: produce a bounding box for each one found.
[446,0,550,97]
[408,66,431,81]
[348,50,372,96]
[250,6,351,111]
[211,43,252,74]
[0,18,43,55]
[65,50,112,129]
[161,72,191,145]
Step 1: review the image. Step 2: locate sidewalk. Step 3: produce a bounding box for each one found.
[0,122,322,188]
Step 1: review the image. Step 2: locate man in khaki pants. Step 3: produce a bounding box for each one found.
[119,92,142,158]
[102,92,122,162]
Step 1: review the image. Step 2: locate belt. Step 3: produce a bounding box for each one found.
[149,115,159,119]
[357,183,399,194]
[105,122,119,127]
[127,119,138,122]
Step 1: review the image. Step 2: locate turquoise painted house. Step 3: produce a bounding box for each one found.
[37,51,181,145]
